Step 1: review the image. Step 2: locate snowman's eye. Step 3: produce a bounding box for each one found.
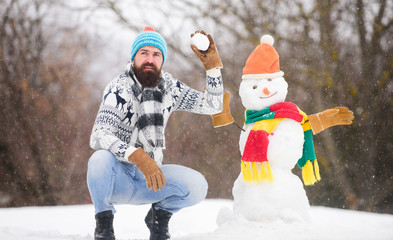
[252,85,257,89]
[267,79,272,82]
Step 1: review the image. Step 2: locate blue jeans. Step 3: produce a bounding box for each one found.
[87,150,208,215]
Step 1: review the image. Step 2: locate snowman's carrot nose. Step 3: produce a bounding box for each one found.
[263,87,270,95]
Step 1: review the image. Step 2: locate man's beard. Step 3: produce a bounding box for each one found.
[133,63,162,88]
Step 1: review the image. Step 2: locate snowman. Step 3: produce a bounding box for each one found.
[230,35,321,224]
[211,34,354,227]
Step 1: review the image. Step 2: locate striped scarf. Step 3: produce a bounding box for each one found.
[129,68,165,163]
[241,102,320,185]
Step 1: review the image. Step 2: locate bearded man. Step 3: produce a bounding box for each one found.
[87,26,225,240]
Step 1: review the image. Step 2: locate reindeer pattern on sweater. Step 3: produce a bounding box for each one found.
[90,64,223,164]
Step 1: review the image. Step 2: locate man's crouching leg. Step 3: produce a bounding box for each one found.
[143,164,208,240]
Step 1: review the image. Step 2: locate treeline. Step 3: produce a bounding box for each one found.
[0,0,97,206]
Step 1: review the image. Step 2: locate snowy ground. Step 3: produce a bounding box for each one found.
[0,199,392,240]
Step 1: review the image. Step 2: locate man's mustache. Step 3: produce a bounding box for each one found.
[141,63,158,71]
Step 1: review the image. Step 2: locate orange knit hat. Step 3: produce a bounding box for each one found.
[242,35,284,80]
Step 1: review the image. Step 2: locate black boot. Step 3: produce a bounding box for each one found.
[94,210,115,240]
[145,203,173,240]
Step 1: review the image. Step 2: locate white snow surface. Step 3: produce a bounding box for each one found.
[0,199,392,240]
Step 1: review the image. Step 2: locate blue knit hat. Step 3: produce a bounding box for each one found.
[130,26,167,64]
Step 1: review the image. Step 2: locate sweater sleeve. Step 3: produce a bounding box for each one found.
[89,80,137,161]
[171,68,223,114]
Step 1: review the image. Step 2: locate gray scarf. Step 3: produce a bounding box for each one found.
[127,65,165,162]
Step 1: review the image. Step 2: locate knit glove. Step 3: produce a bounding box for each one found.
[309,107,354,134]
[128,148,166,191]
[190,30,223,70]
[212,91,234,127]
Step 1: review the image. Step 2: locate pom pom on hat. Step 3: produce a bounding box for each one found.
[242,34,284,80]
[144,26,155,31]
[260,35,274,46]
[130,26,167,63]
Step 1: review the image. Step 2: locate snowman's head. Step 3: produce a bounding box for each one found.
[240,35,287,110]
[239,77,288,111]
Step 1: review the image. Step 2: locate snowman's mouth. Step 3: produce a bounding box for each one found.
[259,92,277,99]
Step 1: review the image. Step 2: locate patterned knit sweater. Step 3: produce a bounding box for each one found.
[90,63,223,164]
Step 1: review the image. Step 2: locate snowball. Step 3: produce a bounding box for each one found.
[216,206,233,227]
[191,33,210,51]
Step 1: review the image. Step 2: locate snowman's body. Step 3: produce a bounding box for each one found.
[232,76,311,223]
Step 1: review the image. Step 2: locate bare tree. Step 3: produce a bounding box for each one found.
[0,0,97,206]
